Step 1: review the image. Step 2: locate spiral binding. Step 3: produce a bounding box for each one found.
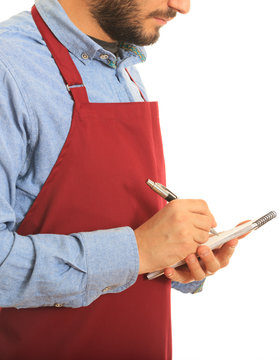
[253,211,277,230]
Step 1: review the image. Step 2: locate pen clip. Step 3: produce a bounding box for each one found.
[156,183,178,200]
[146,179,178,200]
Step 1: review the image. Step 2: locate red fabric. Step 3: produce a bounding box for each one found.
[0,6,172,360]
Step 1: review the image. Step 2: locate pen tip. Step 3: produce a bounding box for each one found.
[210,228,218,236]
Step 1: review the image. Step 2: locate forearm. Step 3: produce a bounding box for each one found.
[0,226,138,308]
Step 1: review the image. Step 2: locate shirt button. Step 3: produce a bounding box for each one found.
[54,303,63,308]
[82,52,89,60]
[102,286,112,292]
[100,54,109,60]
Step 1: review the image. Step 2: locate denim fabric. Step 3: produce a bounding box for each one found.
[0,0,201,308]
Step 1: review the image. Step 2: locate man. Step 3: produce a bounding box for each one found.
[0,0,239,359]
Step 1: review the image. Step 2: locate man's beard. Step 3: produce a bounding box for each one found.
[87,0,176,46]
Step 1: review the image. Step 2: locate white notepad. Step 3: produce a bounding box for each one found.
[147,211,276,280]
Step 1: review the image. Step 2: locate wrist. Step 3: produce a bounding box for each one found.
[134,228,150,275]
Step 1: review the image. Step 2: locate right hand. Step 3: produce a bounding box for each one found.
[134,199,217,274]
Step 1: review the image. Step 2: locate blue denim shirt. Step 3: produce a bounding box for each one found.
[0,0,203,308]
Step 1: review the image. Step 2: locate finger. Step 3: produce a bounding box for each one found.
[235,220,252,239]
[185,254,206,281]
[192,213,216,232]
[164,265,194,283]
[183,199,211,215]
[182,199,217,225]
[236,220,251,226]
[193,229,210,245]
[214,239,238,268]
[197,246,221,275]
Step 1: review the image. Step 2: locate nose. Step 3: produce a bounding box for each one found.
[167,0,190,14]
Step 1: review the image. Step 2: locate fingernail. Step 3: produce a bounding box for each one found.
[200,250,210,257]
[166,270,173,277]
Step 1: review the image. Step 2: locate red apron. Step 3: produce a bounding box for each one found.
[0,6,172,360]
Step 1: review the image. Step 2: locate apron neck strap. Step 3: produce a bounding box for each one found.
[125,69,146,102]
[31,5,89,103]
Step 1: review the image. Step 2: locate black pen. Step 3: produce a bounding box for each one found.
[146,179,218,236]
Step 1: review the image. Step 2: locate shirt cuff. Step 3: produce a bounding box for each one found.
[191,278,206,294]
[81,226,139,306]
[171,278,206,294]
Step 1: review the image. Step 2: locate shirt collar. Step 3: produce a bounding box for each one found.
[35,0,147,66]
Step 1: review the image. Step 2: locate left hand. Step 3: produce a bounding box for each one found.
[164,220,251,283]
[163,238,239,283]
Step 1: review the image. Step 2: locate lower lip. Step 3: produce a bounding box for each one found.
[154,17,167,25]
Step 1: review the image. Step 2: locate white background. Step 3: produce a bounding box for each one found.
[1,1,279,359]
